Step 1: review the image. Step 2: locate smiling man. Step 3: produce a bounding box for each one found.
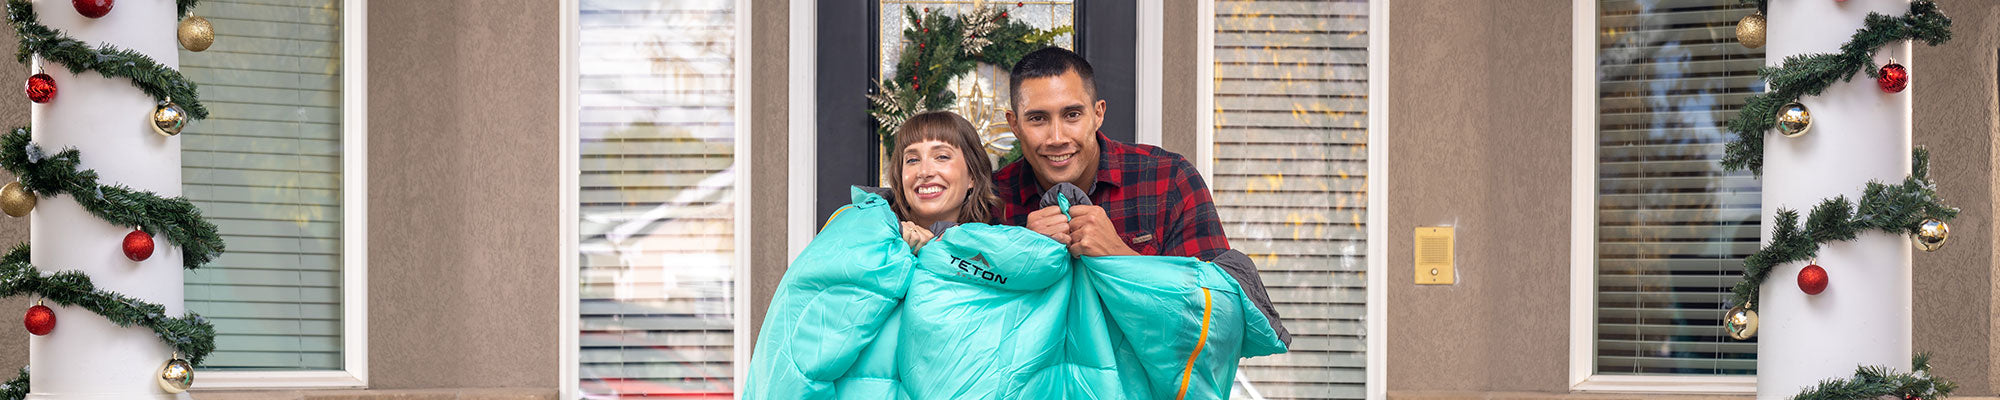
[995,47,1230,260]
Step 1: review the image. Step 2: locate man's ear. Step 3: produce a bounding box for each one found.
[1005,110,1018,130]
[1092,99,1108,125]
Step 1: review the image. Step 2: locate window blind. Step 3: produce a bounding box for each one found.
[1594,0,1762,375]
[1212,1,1367,398]
[575,0,741,397]
[179,0,344,371]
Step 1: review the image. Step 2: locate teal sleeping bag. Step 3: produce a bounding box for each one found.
[745,188,915,400]
[1079,255,1288,399]
[747,187,1288,400]
[900,222,1287,399]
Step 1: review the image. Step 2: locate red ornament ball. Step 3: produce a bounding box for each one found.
[1798,263,1828,295]
[23,304,52,336]
[24,73,55,103]
[123,229,153,262]
[1002,12,1009,18]
[1878,62,1909,93]
[1018,2,1025,6]
[72,0,112,19]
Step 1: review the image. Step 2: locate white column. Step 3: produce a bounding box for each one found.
[1757,0,1913,398]
[25,0,187,398]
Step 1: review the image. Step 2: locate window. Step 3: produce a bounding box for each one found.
[565,0,749,398]
[1574,0,1761,388]
[1202,0,1382,399]
[179,0,365,387]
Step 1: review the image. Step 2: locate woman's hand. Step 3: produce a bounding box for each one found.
[900,221,936,252]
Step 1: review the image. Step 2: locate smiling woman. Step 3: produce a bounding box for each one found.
[891,111,1001,229]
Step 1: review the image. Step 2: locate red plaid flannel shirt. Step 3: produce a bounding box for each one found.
[992,131,1231,260]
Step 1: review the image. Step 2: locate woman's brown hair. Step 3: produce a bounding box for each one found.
[889,111,1001,225]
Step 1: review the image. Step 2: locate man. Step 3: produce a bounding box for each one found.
[997,47,1289,346]
[996,47,1230,260]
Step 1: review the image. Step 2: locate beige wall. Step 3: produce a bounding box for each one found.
[1913,0,2000,393]
[1386,0,1575,393]
[748,0,790,346]
[1160,0,1201,156]
[364,0,560,390]
[0,25,29,372]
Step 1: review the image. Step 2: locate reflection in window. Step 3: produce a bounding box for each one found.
[1594,0,1762,376]
[575,0,740,397]
[180,0,346,371]
[1211,0,1368,398]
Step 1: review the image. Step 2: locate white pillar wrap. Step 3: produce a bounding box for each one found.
[1757,0,1913,398]
[24,0,188,398]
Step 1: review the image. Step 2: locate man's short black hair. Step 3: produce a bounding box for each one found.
[1009,47,1096,108]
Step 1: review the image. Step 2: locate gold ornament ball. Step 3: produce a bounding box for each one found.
[0,182,32,218]
[152,102,187,136]
[158,358,193,393]
[1776,102,1811,138]
[1915,218,1949,252]
[178,16,214,52]
[1736,12,1766,49]
[1724,303,1759,340]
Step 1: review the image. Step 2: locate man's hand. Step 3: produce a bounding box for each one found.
[900,221,935,253]
[1026,206,1072,245]
[1064,205,1138,257]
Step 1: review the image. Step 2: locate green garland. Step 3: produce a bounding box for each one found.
[1728,148,1958,311]
[176,0,201,20]
[0,244,216,365]
[1721,0,1950,174]
[1791,354,1957,400]
[866,5,1069,161]
[1718,2,1964,397]
[0,368,20,400]
[1741,0,1767,14]
[0,2,223,397]
[4,0,210,120]
[0,128,225,270]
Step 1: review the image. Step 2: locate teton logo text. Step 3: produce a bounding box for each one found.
[951,254,1006,285]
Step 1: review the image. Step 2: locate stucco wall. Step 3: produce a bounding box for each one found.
[365,0,561,390]
[1385,0,1575,393]
[749,0,790,348]
[1911,0,2000,394]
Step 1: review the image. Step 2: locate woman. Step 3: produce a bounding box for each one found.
[745,111,998,399]
[890,111,1002,249]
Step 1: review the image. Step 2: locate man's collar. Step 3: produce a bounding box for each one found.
[1087,130,1125,191]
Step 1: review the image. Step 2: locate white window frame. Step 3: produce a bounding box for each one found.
[1134,2,1162,147]
[557,0,756,397]
[788,0,816,261]
[190,0,370,390]
[1566,0,1755,393]
[1195,1,1388,398]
